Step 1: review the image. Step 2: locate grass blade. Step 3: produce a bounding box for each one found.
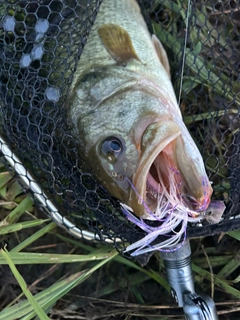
[192,263,240,300]
[0,250,116,264]
[0,219,49,235]
[10,222,57,252]
[0,250,118,320]
[0,248,50,320]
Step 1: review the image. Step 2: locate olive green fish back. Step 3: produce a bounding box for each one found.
[71,0,171,91]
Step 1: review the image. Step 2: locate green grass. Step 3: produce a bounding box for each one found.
[1,166,240,319]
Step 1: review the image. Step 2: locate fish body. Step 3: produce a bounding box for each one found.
[67,0,213,218]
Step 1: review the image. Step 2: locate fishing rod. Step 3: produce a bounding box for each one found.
[161,240,219,320]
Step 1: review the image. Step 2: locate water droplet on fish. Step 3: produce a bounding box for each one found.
[3,16,15,32]
[45,87,60,102]
[35,19,49,34]
[31,45,44,60]
[20,54,32,68]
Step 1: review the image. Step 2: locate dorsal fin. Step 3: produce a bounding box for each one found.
[152,34,171,77]
[98,23,141,64]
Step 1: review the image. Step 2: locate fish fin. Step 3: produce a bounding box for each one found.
[98,23,141,64]
[152,34,171,77]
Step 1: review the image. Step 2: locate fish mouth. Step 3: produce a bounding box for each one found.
[130,120,212,218]
[145,151,191,211]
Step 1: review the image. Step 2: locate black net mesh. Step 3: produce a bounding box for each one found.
[0,0,239,256]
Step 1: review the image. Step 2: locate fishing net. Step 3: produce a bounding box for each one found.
[0,0,239,260]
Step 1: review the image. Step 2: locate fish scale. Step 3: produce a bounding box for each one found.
[70,0,177,107]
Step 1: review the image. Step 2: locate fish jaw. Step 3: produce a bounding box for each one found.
[174,127,213,212]
[129,120,213,218]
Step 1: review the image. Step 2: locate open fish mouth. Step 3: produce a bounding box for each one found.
[145,151,189,214]
[130,120,213,218]
[123,121,222,256]
[123,142,222,256]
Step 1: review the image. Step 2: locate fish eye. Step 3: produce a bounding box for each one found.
[101,137,123,160]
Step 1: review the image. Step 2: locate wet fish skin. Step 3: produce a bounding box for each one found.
[69,0,178,104]
[67,0,212,217]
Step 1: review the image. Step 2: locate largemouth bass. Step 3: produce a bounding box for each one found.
[67,0,213,220]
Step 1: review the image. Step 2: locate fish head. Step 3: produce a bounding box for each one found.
[84,111,212,218]
[73,75,212,218]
